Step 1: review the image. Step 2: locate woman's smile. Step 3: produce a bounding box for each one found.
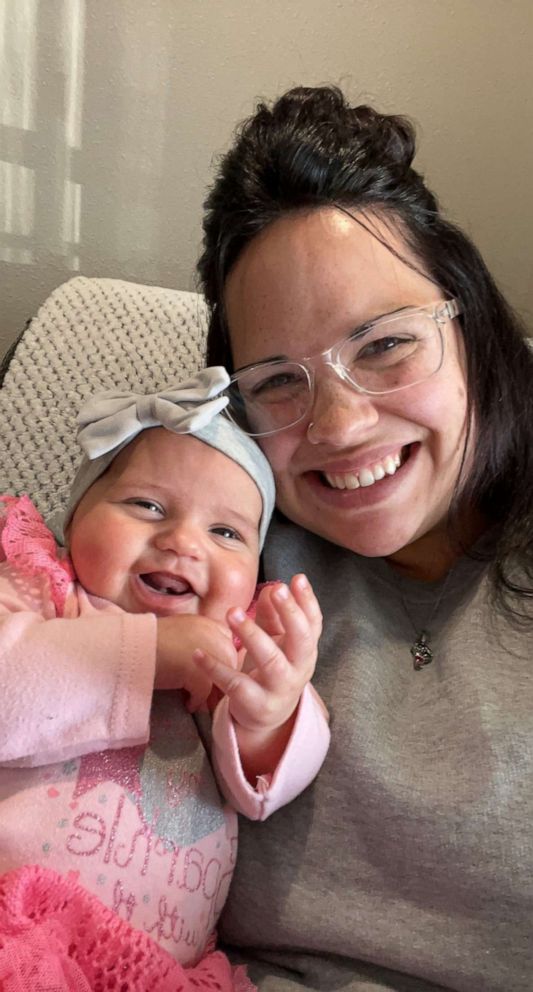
[321,447,404,490]
[295,441,419,513]
[302,442,409,489]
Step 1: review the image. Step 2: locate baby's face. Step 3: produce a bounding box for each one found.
[69,428,262,620]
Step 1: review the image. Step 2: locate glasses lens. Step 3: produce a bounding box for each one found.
[338,311,443,394]
[227,362,311,436]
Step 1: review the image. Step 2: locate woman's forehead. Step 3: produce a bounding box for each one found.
[224,207,436,363]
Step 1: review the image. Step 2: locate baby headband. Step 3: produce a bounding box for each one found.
[62,367,275,549]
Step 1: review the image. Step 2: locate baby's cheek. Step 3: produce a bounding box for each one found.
[72,554,111,598]
[70,535,118,598]
[217,561,258,612]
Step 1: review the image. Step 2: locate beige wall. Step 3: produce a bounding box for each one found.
[1,0,532,358]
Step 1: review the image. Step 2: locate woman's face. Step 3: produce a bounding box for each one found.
[224,208,472,568]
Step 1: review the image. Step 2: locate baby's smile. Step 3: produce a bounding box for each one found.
[139,572,196,597]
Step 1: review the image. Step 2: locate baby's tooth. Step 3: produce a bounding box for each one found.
[334,474,346,489]
[358,467,375,487]
[394,452,401,467]
[372,464,386,481]
[384,456,397,475]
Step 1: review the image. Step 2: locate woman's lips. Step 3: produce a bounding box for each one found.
[303,443,418,509]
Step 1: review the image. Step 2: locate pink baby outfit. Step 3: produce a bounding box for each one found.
[0,496,330,978]
[0,864,255,992]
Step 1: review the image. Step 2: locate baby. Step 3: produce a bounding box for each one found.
[0,367,329,990]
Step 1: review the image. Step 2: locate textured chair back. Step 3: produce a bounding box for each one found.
[0,276,208,529]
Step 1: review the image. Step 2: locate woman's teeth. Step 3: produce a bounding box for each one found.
[324,451,403,490]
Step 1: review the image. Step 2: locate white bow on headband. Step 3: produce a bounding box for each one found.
[77,367,230,459]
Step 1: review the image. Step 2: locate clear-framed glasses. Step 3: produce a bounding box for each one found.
[224,299,462,437]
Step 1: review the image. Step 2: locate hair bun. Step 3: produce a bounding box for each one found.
[262,86,416,172]
[349,104,416,170]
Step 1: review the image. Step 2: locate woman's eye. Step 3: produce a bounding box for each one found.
[250,371,305,397]
[211,525,243,542]
[358,335,406,358]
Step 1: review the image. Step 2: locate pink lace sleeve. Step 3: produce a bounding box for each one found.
[0,495,75,616]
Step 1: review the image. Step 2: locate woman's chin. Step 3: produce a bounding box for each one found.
[319,522,419,559]
[279,502,419,559]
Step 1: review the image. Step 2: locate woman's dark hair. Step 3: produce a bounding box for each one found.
[198,85,533,623]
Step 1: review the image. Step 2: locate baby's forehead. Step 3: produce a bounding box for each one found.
[109,428,263,519]
[118,427,255,478]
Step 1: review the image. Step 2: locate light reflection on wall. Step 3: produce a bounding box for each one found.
[0,0,84,271]
[1,0,37,132]
[0,162,35,264]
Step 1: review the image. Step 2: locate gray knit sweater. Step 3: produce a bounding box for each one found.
[220,515,532,992]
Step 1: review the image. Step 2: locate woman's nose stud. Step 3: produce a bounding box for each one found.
[306,421,320,445]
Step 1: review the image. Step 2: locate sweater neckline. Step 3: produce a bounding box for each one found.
[349,527,498,607]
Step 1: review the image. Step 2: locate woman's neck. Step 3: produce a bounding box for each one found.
[386,511,490,582]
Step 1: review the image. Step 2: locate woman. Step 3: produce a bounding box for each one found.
[197,86,533,992]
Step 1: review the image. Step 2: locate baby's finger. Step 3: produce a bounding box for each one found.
[254,584,285,637]
[269,585,319,673]
[193,649,266,712]
[194,649,244,695]
[225,611,292,691]
[186,670,214,713]
[203,632,239,670]
[289,575,323,636]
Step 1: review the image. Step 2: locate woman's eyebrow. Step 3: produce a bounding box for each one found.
[353,304,413,334]
[234,306,414,371]
[234,354,288,373]
[358,304,413,326]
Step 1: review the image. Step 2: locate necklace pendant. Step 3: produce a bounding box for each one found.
[410,631,433,671]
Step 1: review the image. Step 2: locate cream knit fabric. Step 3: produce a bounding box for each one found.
[0,276,208,526]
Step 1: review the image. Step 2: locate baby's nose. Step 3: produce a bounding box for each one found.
[154,521,202,557]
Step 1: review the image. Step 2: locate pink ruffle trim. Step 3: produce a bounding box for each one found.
[0,495,74,616]
[0,865,256,992]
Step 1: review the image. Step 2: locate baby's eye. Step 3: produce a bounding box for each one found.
[125,498,164,515]
[211,525,243,542]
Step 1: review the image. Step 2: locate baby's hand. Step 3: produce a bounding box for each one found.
[155,615,238,710]
[194,574,322,734]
